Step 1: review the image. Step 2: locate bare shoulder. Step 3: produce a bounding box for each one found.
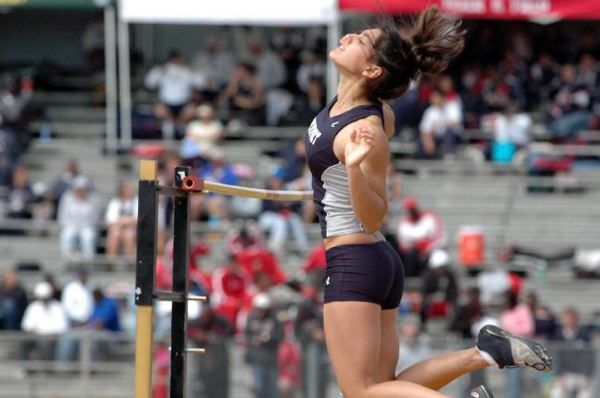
[382,102,395,138]
[333,116,389,163]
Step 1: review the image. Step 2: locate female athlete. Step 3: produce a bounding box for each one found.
[304,6,552,398]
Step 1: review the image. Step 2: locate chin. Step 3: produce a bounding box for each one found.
[328,50,342,68]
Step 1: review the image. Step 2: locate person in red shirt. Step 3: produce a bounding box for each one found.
[211,255,254,327]
[396,197,445,277]
[237,248,287,286]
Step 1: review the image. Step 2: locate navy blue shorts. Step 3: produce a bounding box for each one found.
[323,241,404,310]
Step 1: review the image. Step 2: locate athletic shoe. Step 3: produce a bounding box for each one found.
[469,385,494,398]
[476,324,552,371]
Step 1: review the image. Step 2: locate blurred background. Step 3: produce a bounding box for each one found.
[0,0,600,397]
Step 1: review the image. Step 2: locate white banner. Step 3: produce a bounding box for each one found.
[119,0,337,25]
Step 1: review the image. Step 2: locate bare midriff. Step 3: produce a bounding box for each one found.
[323,230,385,251]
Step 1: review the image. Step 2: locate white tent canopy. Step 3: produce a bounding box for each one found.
[117,0,340,149]
[120,0,337,25]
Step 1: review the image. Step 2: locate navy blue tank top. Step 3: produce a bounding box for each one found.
[304,96,384,238]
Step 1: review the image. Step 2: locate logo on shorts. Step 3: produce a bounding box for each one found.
[325,276,331,286]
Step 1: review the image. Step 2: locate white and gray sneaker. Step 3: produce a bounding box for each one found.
[469,385,494,398]
[476,324,552,372]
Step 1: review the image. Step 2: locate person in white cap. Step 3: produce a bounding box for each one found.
[420,249,458,331]
[21,282,68,359]
[57,176,100,261]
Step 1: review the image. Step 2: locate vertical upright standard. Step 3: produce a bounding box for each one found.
[134,160,158,398]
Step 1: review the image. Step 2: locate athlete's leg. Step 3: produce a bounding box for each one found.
[324,301,450,398]
[396,324,552,391]
[377,308,399,382]
[395,347,488,390]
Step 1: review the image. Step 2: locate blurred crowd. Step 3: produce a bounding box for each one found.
[0,18,599,398]
[132,23,600,167]
[138,26,328,139]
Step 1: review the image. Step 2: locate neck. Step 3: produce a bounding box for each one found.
[335,74,371,111]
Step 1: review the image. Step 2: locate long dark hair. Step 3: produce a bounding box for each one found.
[368,6,465,101]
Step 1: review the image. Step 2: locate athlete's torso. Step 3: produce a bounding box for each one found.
[304,96,384,242]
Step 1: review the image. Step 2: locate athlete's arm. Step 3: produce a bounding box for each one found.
[335,117,389,233]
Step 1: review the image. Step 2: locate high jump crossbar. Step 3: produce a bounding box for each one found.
[134,160,312,398]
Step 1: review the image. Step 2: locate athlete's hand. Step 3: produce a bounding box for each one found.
[344,127,375,168]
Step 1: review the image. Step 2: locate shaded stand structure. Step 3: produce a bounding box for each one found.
[133,159,312,398]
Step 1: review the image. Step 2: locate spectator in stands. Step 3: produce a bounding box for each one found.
[419,90,450,158]
[576,53,600,92]
[61,267,94,328]
[247,40,287,91]
[481,68,517,114]
[245,293,283,398]
[258,167,309,255]
[0,73,34,157]
[220,62,266,126]
[5,164,34,219]
[0,268,28,330]
[296,51,327,113]
[191,149,238,224]
[550,307,594,398]
[279,137,307,183]
[145,49,206,139]
[498,50,528,109]
[229,165,263,219]
[21,281,68,360]
[396,197,445,277]
[525,291,558,340]
[50,158,83,218]
[211,254,254,328]
[55,267,94,363]
[547,64,593,140]
[529,52,560,103]
[57,176,100,262]
[420,249,458,330]
[226,222,266,256]
[438,75,464,144]
[500,291,534,398]
[271,27,304,92]
[449,287,483,339]
[187,301,235,398]
[295,286,327,398]
[192,37,235,100]
[481,102,532,163]
[493,103,532,148]
[180,103,223,164]
[87,287,121,360]
[237,248,286,287]
[104,181,138,258]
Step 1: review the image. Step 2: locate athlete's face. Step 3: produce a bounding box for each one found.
[330,28,382,78]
